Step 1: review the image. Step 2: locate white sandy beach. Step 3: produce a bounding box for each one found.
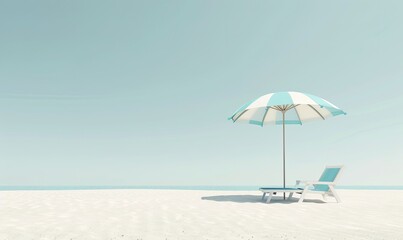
[0,189,402,240]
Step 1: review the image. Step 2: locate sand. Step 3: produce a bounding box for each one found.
[0,189,402,240]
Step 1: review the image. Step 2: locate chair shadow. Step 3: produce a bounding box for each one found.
[201,195,327,204]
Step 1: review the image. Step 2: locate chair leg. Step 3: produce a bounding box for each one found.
[261,192,266,201]
[298,186,309,203]
[329,186,341,203]
[322,194,327,201]
[266,192,273,203]
[298,193,305,203]
[287,192,293,200]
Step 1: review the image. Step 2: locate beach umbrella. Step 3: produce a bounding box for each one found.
[228,91,346,199]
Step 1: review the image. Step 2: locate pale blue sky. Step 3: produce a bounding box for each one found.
[0,0,402,186]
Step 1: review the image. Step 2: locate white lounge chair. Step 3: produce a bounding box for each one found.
[294,165,344,203]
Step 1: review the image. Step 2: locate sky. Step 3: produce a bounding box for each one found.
[0,0,402,187]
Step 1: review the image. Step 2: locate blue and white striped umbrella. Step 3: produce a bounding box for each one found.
[228,91,346,199]
[229,91,346,126]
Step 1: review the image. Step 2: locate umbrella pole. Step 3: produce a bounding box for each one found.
[282,111,286,200]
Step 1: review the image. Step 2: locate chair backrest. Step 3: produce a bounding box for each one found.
[313,165,344,192]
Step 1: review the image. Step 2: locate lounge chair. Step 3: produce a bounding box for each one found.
[294,165,344,203]
[260,165,344,203]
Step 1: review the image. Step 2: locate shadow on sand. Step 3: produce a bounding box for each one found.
[201,195,327,204]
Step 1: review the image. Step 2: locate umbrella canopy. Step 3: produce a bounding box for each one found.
[229,91,346,126]
[228,91,346,199]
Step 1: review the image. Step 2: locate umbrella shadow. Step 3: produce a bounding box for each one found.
[201,195,263,203]
[201,195,327,204]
